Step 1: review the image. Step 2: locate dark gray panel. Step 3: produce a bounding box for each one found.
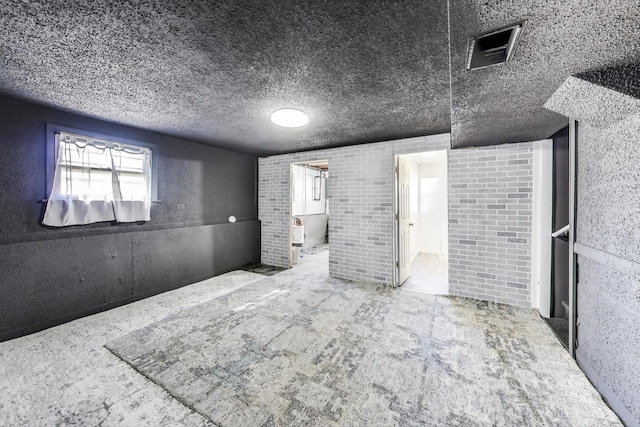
[0,234,134,338]
[212,221,261,274]
[0,0,451,155]
[132,221,260,294]
[0,221,260,342]
[449,0,640,149]
[131,227,216,295]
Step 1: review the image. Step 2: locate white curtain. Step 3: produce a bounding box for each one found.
[43,133,152,227]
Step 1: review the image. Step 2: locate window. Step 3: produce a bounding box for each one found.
[420,177,439,213]
[54,132,150,201]
[410,177,418,213]
[43,126,156,227]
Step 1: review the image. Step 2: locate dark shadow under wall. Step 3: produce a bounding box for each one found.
[0,95,260,342]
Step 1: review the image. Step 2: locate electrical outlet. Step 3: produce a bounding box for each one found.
[177,204,185,210]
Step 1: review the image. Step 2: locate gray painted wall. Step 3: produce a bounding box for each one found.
[0,95,260,342]
[259,135,451,283]
[575,117,640,425]
[448,142,534,307]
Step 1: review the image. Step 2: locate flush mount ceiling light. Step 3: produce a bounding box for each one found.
[270,108,309,128]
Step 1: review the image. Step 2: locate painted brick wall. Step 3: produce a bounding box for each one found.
[259,134,450,284]
[448,142,534,307]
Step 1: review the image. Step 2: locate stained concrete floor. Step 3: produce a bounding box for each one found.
[401,252,449,295]
[0,257,621,426]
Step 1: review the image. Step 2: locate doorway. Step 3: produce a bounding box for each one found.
[289,160,329,269]
[395,150,449,294]
[532,128,572,351]
[547,127,571,349]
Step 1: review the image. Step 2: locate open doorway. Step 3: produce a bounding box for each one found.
[531,130,572,351]
[396,150,448,294]
[532,129,574,352]
[290,160,329,268]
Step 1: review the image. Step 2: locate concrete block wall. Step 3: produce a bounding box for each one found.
[259,134,450,284]
[448,142,534,307]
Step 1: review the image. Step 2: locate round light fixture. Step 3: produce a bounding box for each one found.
[270,108,309,128]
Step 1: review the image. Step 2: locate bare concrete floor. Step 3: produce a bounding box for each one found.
[401,252,448,295]
[0,259,621,426]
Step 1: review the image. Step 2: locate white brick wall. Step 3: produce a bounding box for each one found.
[448,142,534,307]
[259,134,451,284]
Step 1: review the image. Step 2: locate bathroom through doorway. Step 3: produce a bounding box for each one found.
[290,160,329,268]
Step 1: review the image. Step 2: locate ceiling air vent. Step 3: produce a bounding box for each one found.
[467,21,526,70]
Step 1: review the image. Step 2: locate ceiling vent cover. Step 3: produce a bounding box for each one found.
[467,21,526,70]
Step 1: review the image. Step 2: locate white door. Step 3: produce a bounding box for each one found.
[398,156,411,285]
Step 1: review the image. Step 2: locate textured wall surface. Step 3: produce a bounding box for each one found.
[574,117,640,425]
[0,95,260,342]
[448,142,534,307]
[544,63,640,425]
[259,134,450,284]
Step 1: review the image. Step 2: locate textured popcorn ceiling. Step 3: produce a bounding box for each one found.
[0,0,450,155]
[577,63,640,100]
[449,0,640,148]
[0,0,638,154]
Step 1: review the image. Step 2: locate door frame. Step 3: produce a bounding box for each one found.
[289,160,330,268]
[396,155,412,285]
[532,139,553,317]
[393,155,400,286]
[393,150,449,287]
